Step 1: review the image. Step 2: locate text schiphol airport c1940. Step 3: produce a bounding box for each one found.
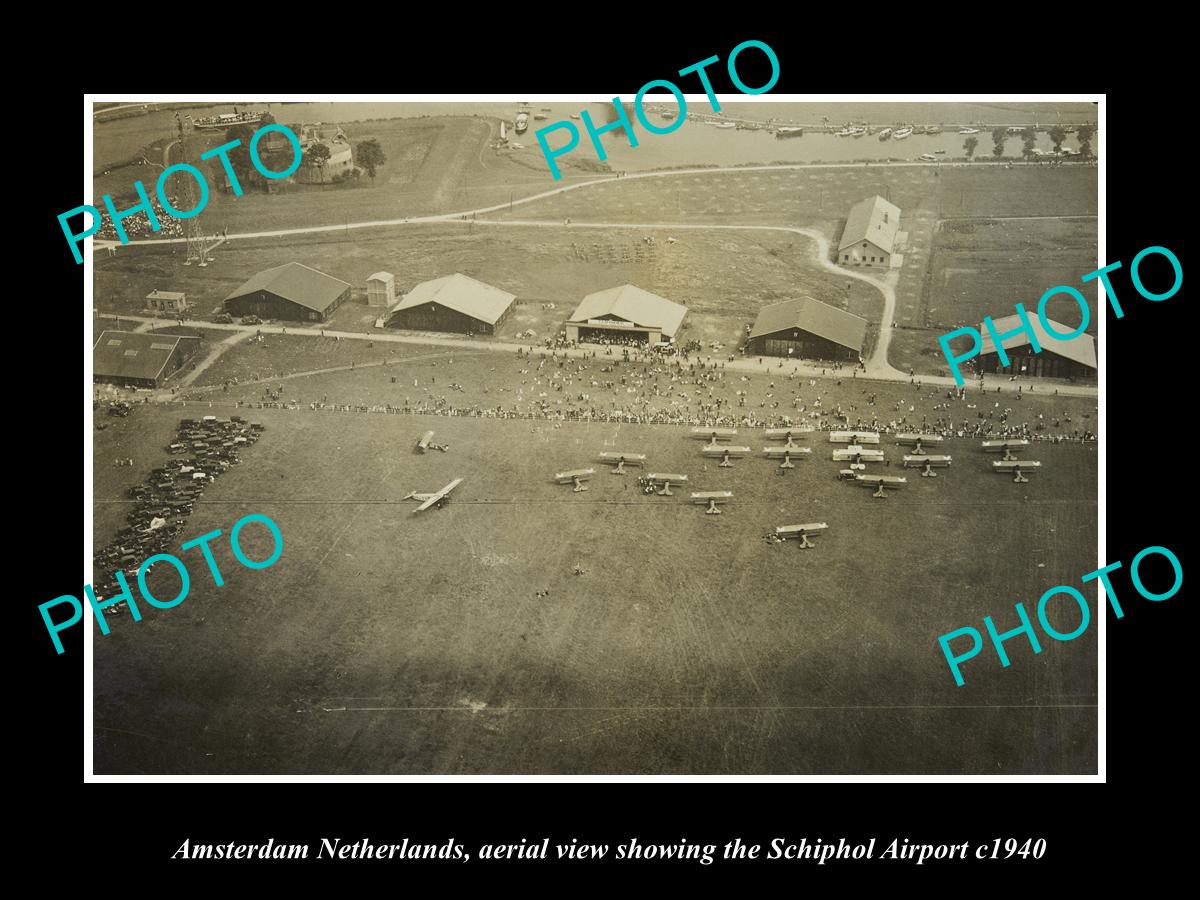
[41,514,283,654]
[58,123,304,264]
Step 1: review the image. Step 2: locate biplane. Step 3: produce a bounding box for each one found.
[764,426,815,449]
[598,451,647,474]
[415,430,448,453]
[402,477,463,511]
[895,433,944,455]
[772,523,829,549]
[690,490,733,515]
[841,472,907,498]
[981,439,1030,461]
[903,454,952,477]
[554,468,595,492]
[832,446,885,469]
[701,445,751,468]
[639,472,688,496]
[690,426,738,445]
[830,430,881,445]
[762,446,812,469]
[993,460,1041,483]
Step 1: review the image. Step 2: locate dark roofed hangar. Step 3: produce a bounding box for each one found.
[224,262,351,322]
[93,330,202,389]
[747,297,867,362]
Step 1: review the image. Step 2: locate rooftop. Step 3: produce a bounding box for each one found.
[978,314,1097,369]
[839,195,901,253]
[568,285,688,338]
[389,273,516,325]
[748,297,868,351]
[225,262,351,314]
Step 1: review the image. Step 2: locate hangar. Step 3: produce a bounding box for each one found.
[977,314,1097,379]
[93,330,202,389]
[564,284,687,347]
[839,195,900,268]
[385,273,516,335]
[746,297,867,362]
[224,262,352,322]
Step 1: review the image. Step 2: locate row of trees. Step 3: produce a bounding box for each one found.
[960,125,1096,160]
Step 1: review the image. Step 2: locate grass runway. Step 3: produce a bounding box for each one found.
[93,407,1097,774]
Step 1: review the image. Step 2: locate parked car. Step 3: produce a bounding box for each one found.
[241,315,262,325]
[213,312,233,324]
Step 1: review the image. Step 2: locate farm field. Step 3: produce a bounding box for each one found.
[92,407,1097,774]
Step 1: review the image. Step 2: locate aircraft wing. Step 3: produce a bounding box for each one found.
[414,478,463,512]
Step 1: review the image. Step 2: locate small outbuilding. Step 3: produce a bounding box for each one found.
[366,272,396,308]
[145,290,188,313]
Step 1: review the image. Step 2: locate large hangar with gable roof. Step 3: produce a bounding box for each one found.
[223,262,352,323]
[564,284,688,347]
[746,297,867,362]
[385,273,516,335]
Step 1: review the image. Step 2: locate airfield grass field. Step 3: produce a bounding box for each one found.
[94,224,882,351]
[93,406,1097,774]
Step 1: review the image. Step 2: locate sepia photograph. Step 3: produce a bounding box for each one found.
[86,96,1099,775]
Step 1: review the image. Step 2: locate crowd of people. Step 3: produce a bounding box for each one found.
[96,194,186,241]
[207,347,1095,443]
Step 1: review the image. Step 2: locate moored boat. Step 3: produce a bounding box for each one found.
[775,126,804,138]
[193,109,266,130]
[878,127,893,140]
[893,127,913,140]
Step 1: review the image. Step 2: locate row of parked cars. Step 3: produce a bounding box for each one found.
[212,313,262,325]
[92,415,266,612]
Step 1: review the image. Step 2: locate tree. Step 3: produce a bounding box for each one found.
[224,124,255,178]
[355,139,387,182]
[1077,125,1094,158]
[964,136,979,160]
[992,126,1007,158]
[1048,125,1066,152]
[304,141,332,182]
[1021,127,1037,160]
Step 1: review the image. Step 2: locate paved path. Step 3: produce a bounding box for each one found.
[179,329,254,387]
[116,158,1091,247]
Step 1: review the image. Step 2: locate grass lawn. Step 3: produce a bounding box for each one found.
[93,407,1097,774]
